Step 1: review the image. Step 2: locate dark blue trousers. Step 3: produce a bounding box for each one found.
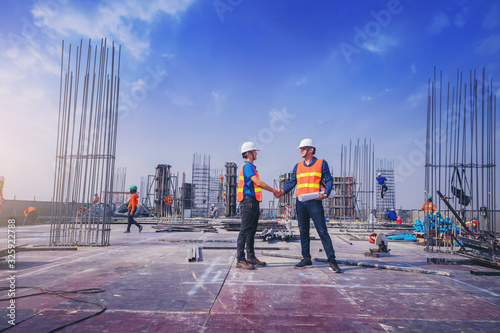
[127,209,141,231]
[237,196,259,261]
[296,198,336,262]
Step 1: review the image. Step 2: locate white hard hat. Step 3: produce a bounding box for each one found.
[297,138,315,149]
[377,172,381,176]
[241,142,260,154]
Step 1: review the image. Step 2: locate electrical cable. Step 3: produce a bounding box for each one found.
[0,286,106,332]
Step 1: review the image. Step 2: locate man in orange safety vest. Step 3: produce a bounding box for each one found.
[279,138,342,273]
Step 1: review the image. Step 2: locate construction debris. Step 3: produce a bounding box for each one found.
[258,228,295,242]
[187,245,202,262]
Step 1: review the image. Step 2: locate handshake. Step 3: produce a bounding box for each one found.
[272,188,284,198]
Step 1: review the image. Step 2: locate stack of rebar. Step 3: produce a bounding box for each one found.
[50,39,121,246]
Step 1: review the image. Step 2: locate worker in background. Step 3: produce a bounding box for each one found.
[93,193,100,203]
[236,142,281,270]
[376,172,388,199]
[124,185,143,233]
[164,190,173,216]
[23,206,38,225]
[0,176,4,214]
[386,208,398,222]
[279,138,342,273]
[210,204,219,218]
[421,196,436,215]
[77,204,88,216]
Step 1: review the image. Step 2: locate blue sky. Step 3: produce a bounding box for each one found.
[0,0,499,209]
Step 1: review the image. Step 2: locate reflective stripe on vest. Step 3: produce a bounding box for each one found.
[296,159,323,197]
[237,162,262,202]
[423,203,435,213]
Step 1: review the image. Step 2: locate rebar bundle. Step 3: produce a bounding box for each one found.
[424,67,497,252]
[50,39,121,246]
[339,139,375,231]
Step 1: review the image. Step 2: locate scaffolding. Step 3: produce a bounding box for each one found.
[192,153,210,217]
[423,67,497,260]
[375,158,396,219]
[154,164,172,219]
[324,176,355,220]
[224,162,237,217]
[208,169,224,217]
[275,173,294,219]
[50,39,121,246]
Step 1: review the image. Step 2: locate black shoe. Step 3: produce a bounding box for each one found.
[294,259,313,269]
[329,260,342,273]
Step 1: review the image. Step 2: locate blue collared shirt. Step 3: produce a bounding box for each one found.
[376,176,387,185]
[282,157,333,195]
[242,161,258,198]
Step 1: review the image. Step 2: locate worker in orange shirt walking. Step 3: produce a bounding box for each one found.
[124,185,143,233]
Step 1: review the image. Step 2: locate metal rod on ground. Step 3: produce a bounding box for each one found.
[336,235,353,245]
[260,251,451,276]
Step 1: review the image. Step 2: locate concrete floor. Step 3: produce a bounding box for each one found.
[0,222,499,332]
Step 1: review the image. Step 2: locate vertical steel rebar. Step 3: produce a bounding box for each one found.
[50,39,121,246]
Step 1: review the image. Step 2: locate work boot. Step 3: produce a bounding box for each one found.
[329,260,342,273]
[123,230,130,233]
[294,259,313,269]
[139,225,143,233]
[236,260,255,270]
[247,257,266,266]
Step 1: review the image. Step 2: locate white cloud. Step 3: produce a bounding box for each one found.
[31,0,195,60]
[170,93,193,107]
[361,95,373,101]
[407,92,423,108]
[362,35,398,54]
[295,78,307,86]
[429,12,450,34]
[410,63,416,75]
[211,90,226,115]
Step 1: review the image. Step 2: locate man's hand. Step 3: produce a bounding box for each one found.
[316,193,328,200]
[274,189,284,198]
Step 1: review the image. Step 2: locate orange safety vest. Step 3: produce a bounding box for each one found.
[237,162,262,202]
[421,202,436,214]
[164,194,173,205]
[93,196,100,203]
[128,193,139,213]
[296,159,323,197]
[24,207,36,216]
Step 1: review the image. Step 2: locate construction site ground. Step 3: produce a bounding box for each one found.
[1,220,499,332]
